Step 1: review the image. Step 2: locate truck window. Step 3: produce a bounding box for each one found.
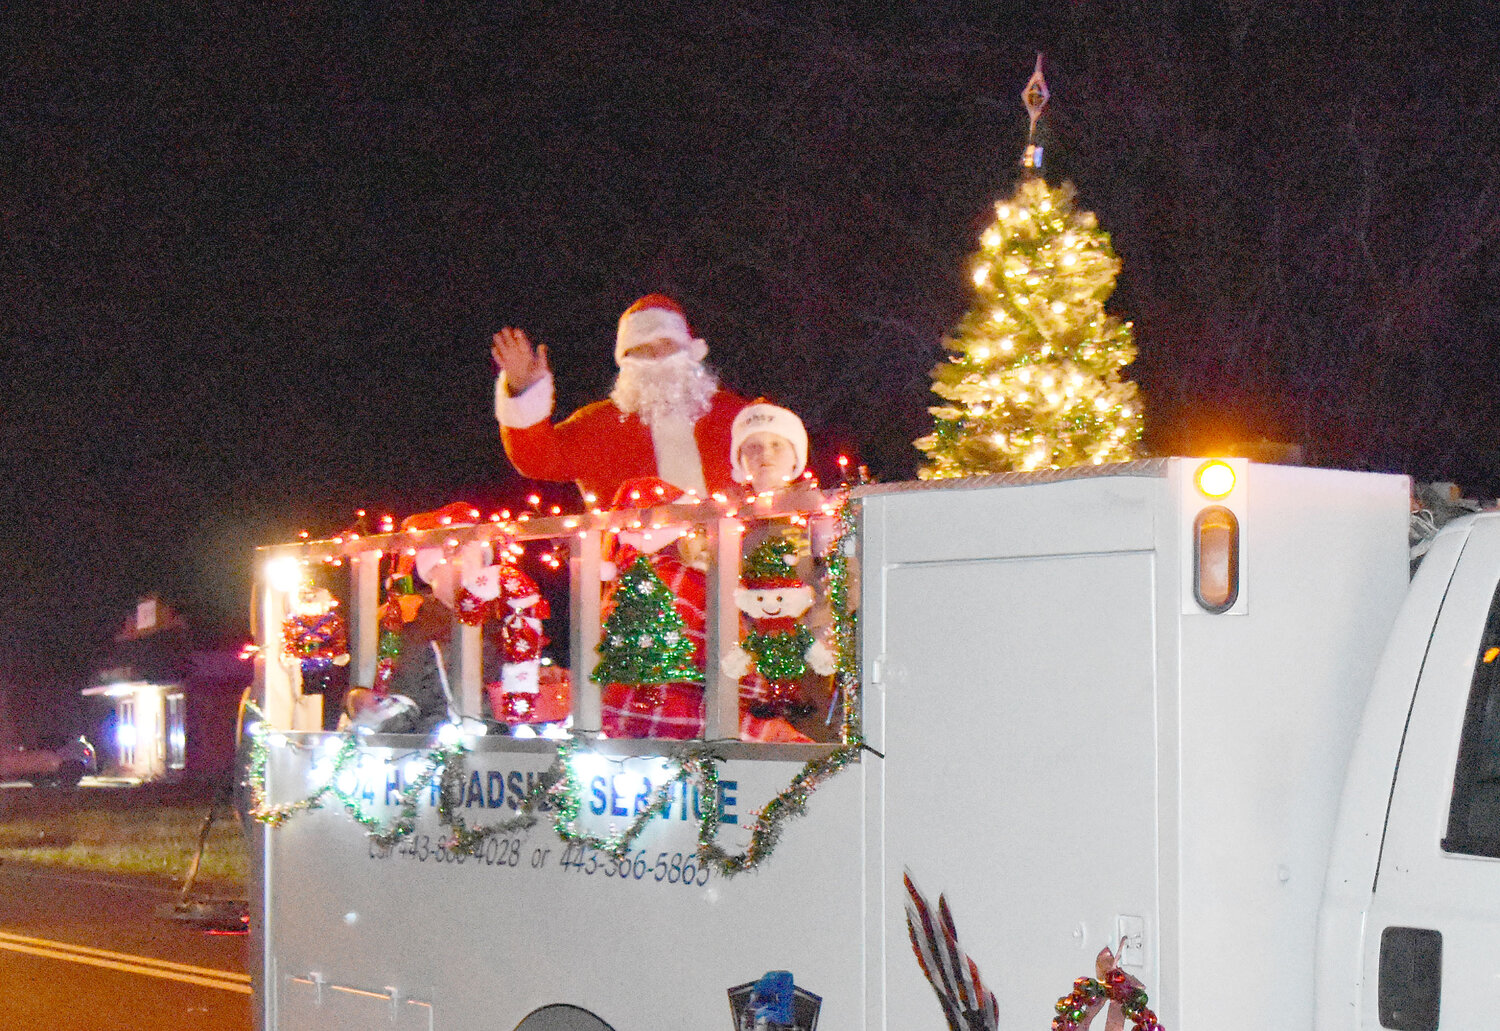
[1444,579,1500,856]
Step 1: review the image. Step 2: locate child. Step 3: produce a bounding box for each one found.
[340,503,503,735]
[731,403,809,495]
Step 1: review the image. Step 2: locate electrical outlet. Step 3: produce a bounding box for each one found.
[1116,915,1145,968]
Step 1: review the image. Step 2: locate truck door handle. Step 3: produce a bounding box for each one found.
[1377,926,1442,1030]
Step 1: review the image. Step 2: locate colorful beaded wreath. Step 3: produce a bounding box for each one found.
[281,611,348,671]
[1050,963,1162,1031]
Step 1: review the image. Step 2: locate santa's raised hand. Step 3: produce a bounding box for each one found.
[491,326,551,395]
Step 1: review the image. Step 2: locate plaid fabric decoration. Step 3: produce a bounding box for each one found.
[600,682,706,740]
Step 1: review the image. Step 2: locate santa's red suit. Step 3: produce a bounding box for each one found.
[499,387,749,505]
[495,294,752,504]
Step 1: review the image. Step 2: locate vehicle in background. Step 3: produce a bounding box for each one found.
[0,736,97,787]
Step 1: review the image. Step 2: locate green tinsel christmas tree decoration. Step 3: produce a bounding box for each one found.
[592,556,703,685]
[916,56,1144,478]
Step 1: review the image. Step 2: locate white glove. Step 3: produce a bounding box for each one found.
[720,645,752,680]
[804,639,836,676]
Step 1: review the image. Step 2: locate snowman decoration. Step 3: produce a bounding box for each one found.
[721,536,836,718]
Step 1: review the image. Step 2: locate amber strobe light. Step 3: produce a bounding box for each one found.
[1195,459,1236,499]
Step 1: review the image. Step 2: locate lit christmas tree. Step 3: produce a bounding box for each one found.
[916,57,1144,477]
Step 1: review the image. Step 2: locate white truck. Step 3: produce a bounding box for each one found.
[249,457,1497,1030]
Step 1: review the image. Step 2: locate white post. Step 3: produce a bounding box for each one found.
[703,517,744,741]
[349,550,382,689]
[569,530,603,734]
[451,550,483,719]
[257,553,323,731]
[258,557,299,730]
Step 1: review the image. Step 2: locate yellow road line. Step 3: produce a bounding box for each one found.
[0,930,252,982]
[0,931,251,994]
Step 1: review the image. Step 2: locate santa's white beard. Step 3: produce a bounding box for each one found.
[611,352,718,427]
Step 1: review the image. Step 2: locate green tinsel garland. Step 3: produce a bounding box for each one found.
[251,730,862,877]
[246,703,467,850]
[823,497,863,752]
[440,751,559,854]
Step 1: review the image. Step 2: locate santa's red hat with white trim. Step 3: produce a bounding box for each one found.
[615,294,708,364]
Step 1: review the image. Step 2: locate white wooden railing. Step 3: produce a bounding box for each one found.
[252,491,848,739]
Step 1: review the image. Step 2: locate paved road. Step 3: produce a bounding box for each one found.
[0,863,252,1030]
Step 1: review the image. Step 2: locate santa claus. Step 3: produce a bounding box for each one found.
[492,294,751,505]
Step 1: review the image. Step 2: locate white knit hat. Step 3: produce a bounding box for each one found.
[615,294,706,364]
[731,403,808,485]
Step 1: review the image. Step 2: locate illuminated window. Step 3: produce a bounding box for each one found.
[118,697,137,769]
[166,692,186,770]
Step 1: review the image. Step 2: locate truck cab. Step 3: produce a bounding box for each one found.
[1321,510,1500,1030]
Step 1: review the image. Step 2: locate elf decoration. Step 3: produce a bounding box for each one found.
[281,586,350,674]
[722,536,835,719]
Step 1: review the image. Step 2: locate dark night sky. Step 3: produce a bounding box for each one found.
[4,1,1500,716]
